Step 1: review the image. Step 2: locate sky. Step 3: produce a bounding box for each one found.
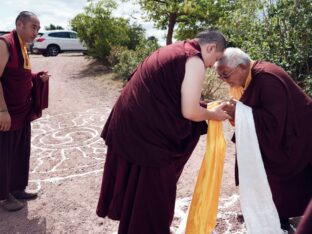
[0,0,167,45]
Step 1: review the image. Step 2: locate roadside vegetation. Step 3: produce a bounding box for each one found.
[71,0,312,98]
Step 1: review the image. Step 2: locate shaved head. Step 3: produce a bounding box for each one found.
[15,11,40,43]
[15,11,37,25]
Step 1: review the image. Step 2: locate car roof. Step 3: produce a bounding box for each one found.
[40,30,77,34]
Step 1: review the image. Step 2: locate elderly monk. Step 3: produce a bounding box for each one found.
[96,29,230,234]
[215,47,312,231]
[0,11,49,212]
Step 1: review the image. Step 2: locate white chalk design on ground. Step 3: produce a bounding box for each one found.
[173,194,247,234]
[29,109,111,190]
[29,109,246,233]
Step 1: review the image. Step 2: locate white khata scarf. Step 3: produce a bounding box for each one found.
[235,101,283,234]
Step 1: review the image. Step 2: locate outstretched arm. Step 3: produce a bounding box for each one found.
[181,56,229,121]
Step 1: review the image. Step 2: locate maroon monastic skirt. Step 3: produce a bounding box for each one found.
[0,122,31,200]
[96,148,191,234]
[268,165,312,219]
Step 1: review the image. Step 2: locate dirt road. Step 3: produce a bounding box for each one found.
[0,53,246,233]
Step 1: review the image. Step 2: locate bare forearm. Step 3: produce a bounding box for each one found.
[0,83,8,111]
[185,106,215,122]
[0,40,9,112]
[183,102,229,122]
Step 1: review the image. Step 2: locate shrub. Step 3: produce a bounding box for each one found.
[202,69,229,102]
[113,38,159,82]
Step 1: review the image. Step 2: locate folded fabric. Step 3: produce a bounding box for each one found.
[235,101,282,234]
[184,102,226,234]
[31,74,49,121]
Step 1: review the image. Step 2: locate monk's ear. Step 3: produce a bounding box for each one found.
[207,43,217,53]
[16,20,23,29]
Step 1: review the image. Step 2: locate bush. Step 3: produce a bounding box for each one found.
[304,75,312,97]
[202,69,229,101]
[113,38,159,82]
[218,0,312,95]
[71,0,146,63]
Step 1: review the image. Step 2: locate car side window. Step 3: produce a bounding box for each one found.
[69,32,77,39]
[48,32,70,38]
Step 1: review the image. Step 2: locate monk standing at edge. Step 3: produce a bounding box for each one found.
[96,29,229,233]
[0,11,49,212]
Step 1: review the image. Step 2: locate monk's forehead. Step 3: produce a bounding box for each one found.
[24,15,40,26]
[31,15,40,24]
[216,64,229,72]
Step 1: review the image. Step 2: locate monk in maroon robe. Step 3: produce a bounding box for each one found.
[0,11,49,212]
[215,47,312,231]
[96,30,230,234]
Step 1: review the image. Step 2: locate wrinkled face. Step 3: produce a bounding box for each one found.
[216,64,248,87]
[17,16,40,43]
[203,44,223,68]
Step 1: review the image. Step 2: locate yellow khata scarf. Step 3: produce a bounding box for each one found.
[229,61,254,100]
[185,102,226,234]
[17,34,31,70]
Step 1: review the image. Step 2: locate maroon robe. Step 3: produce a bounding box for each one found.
[97,40,207,233]
[296,199,312,234]
[239,61,312,219]
[0,30,48,200]
[0,30,48,130]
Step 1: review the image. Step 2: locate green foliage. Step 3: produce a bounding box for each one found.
[128,0,230,44]
[304,73,312,96]
[174,0,234,40]
[217,0,312,96]
[127,23,146,50]
[44,24,64,30]
[113,37,160,81]
[71,0,145,62]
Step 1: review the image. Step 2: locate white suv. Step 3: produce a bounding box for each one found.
[32,30,87,56]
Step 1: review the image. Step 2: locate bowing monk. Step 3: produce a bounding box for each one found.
[0,11,49,212]
[96,29,230,233]
[215,48,312,231]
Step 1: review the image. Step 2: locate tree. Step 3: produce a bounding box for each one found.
[113,36,160,81]
[44,24,64,30]
[174,0,234,40]
[126,23,146,50]
[71,0,131,61]
[129,0,231,45]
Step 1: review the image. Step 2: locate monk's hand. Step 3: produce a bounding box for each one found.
[0,110,11,131]
[211,102,231,121]
[223,98,237,119]
[38,71,50,82]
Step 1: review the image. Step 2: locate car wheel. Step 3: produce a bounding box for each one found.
[42,52,50,57]
[47,45,60,56]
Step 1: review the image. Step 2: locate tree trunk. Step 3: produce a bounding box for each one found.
[166,13,177,45]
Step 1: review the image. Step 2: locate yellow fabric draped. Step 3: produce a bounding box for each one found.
[229,61,254,100]
[185,102,226,234]
[17,34,31,70]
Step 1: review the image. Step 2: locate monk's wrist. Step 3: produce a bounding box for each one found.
[0,108,8,112]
